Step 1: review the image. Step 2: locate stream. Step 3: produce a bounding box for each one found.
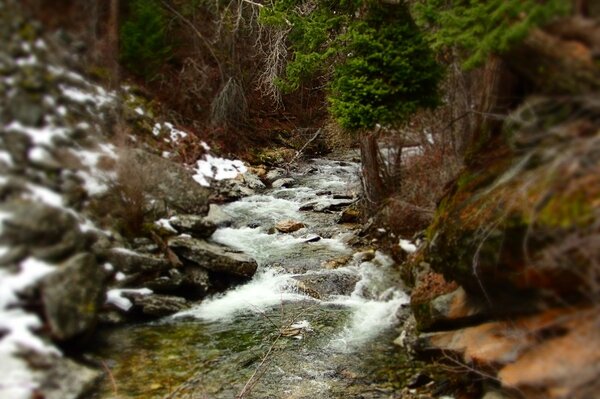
[91,155,417,399]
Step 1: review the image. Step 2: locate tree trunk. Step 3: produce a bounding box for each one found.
[107,0,120,90]
[360,131,394,211]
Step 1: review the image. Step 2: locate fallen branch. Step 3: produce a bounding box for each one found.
[285,128,322,169]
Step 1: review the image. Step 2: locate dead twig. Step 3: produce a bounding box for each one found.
[101,360,118,396]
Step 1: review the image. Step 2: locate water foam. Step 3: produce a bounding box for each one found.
[326,252,409,352]
[174,269,308,322]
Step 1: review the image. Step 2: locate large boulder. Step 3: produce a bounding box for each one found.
[0,201,85,262]
[168,236,257,278]
[124,149,210,216]
[41,253,107,340]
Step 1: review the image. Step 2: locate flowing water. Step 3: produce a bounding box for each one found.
[92,156,417,399]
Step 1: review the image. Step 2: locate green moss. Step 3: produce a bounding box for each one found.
[18,23,37,41]
[537,194,594,228]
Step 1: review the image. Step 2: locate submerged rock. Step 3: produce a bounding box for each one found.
[322,255,352,269]
[292,272,360,299]
[168,236,257,278]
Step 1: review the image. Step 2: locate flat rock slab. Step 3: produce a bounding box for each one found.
[275,220,305,233]
[169,215,217,239]
[105,248,171,274]
[292,272,360,299]
[123,292,189,318]
[416,307,600,399]
[168,236,257,278]
[300,199,355,213]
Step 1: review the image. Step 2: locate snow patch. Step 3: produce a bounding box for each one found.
[399,239,417,253]
[193,155,246,187]
[106,288,153,312]
[155,218,177,233]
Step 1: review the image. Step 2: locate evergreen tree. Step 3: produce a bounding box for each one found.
[410,0,570,69]
[120,0,172,80]
[260,0,443,131]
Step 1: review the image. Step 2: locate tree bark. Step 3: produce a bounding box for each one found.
[107,0,120,90]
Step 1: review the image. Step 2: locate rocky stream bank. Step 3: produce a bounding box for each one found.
[0,10,435,398]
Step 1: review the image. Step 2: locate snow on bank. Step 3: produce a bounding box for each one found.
[0,258,61,399]
[105,288,153,312]
[193,153,247,187]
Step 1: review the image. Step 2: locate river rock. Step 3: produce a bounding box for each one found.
[292,272,360,299]
[125,149,210,215]
[23,350,102,399]
[338,207,360,223]
[411,286,485,332]
[265,168,286,183]
[204,203,234,227]
[104,248,171,274]
[124,292,189,317]
[272,178,295,188]
[275,220,305,233]
[41,253,107,340]
[313,198,355,212]
[0,201,85,262]
[145,269,186,293]
[322,255,352,269]
[182,265,211,296]
[169,214,217,239]
[212,178,255,202]
[242,171,266,190]
[168,236,257,278]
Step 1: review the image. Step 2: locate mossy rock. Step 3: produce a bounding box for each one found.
[424,96,600,304]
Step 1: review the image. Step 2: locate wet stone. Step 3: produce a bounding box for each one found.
[275,219,305,233]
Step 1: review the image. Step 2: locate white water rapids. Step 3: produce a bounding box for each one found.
[175,157,409,352]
